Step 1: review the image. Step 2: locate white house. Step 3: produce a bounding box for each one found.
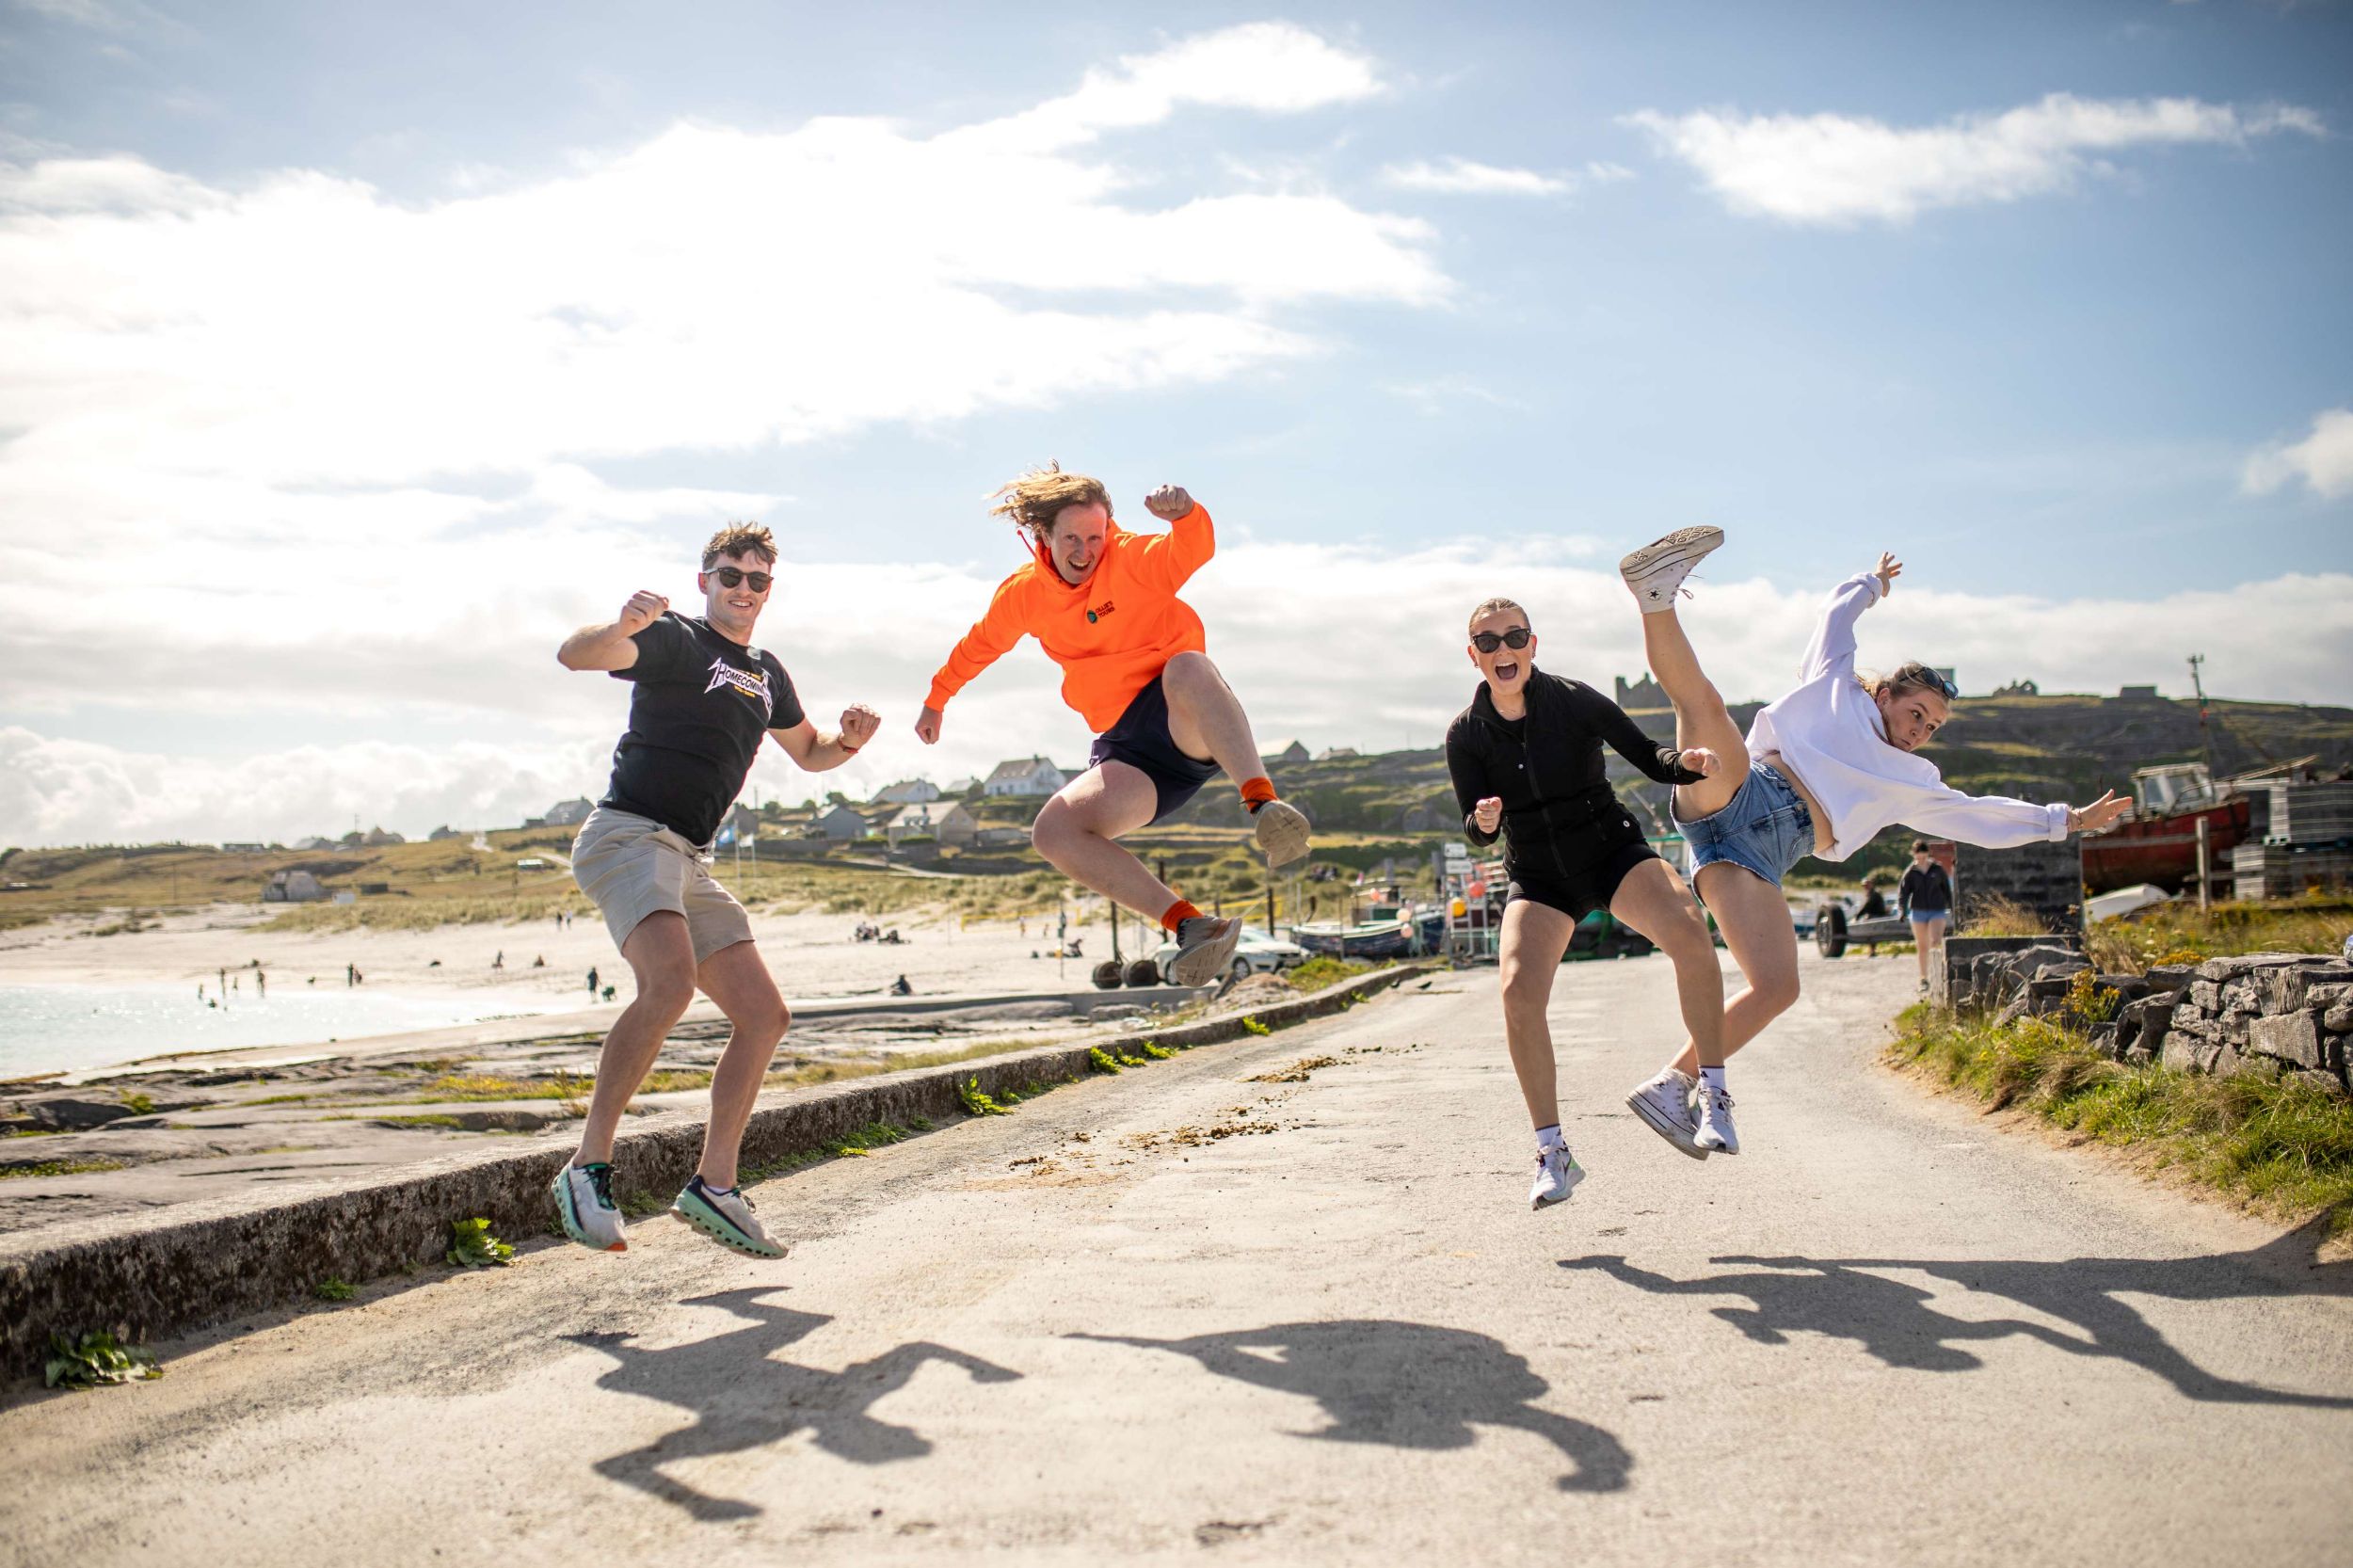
[812,804,877,841]
[883,804,936,846]
[983,757,1066,798]
[543,797,595,826]
[931,802,981,848]
[873,778,941,806]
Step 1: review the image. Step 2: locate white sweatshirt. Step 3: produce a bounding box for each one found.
[1746,572,2071,862]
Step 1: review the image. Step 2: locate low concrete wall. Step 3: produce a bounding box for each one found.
[0,965,1420,1380]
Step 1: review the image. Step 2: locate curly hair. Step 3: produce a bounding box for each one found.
[987,462,1113,543]
[701,522,776,569]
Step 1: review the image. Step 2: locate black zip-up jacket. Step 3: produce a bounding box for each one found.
[1898,861,1951,918]
[1444,667,1703,881]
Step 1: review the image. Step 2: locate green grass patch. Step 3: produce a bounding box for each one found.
[446,1217,515,1267]
[1,1158,129,1179]
[368,1113,466,1130]
[2087,894,2353,976]
[1888,1003,2353,1236]
[313,1278,356,1302]
[1138,1041,1176,1060]
[1087,1047,1124,1074]
[45,1330,161,1388]
[1285,956,1375,992]
[957,1076,1012,1116]
[1241,1016,1272,1036]
[822,1121,909,1159]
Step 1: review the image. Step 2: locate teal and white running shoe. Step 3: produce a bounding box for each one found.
[671,1175,788,1258]
[552,1160,627,1253]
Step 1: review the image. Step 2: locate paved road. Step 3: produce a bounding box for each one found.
[6,953,2351,1565]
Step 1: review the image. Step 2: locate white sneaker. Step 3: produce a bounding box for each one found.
[1529,1145,1585,1208]
[1625,1069,1708,1160]
[552,1160,628,1252]
[1169,914,1243,987]
[672,1174,788,1258]
[1252,798,1312,872]
[1619,526,1724,613]
[1693,1081,1740,1155]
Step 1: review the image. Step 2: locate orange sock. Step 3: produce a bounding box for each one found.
[1160,898,1203,934]
[1241,776,1277,813]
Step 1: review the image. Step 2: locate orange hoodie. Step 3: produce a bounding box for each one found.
[925,504,1215,735]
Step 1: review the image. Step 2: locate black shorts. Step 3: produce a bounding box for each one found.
[1087,675,1223,825]
[1505,830,1660,922]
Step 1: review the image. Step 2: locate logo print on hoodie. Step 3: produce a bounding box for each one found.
[703,657,774,722]
[1086,599,1116,624]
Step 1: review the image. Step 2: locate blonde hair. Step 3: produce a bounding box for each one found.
[987,462,1113,543]
[1467,597,1528,634]
[701,522,776,569]
[1862,660,1956,703]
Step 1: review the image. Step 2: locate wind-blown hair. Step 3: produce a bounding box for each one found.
[701,522,776,569]
[987,462,1113,543]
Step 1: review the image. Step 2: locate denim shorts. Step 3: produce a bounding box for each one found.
[1676,762,1815,888]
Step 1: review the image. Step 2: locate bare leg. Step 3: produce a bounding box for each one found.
[1031,761,1176,918]
[1606,859,1728,1067]
[574,912,697,1166]
[692,939,792,1189]
[1640,607,1752,823]
[1497,899,1579,1128]
[1160,650,1265,781]
[1913,918,1945,985]
[1669,864,1801,1078]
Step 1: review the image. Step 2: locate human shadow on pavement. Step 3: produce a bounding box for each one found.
[568,1288,1021,1521]
[1561,1213,2353,1407]
[1072,1320,1631,1492]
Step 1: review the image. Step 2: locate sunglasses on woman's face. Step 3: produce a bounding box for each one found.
[710,567,773,592]
[1471,627,1531,654]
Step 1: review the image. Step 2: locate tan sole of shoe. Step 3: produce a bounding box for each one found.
[1169,918,1242,988]
[1253,799,1312,871]
[1617,524,1724,580]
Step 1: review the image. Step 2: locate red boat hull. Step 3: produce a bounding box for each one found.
[2082,797,2250,894]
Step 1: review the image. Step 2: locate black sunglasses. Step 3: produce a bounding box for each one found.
[709,567,773,592]
[1471,627,1531,654]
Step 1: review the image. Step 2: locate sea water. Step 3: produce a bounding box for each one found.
[0,982,584,1080]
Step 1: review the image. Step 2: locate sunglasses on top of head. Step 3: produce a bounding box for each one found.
[709,567,773,592]
[1471,627,1531,654]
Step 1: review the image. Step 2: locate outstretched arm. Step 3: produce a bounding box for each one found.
[1580,684,1712,785]
[1903,783,2129,848]
[918,575,1032,744]
[1798,552,1900,683]
[772,704,881,773]
[558,590,666,671]
[1130,485,1214,595]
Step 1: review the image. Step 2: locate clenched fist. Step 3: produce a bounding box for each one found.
[914,705,944,745]
[617,590,668,636]
[839,704,881,750]
[1473,796,1503,836]
[1677,747,1721,777]
[1144,484,1195,521]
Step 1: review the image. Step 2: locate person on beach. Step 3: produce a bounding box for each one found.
[915,464,1312,987]
[1612,528,2131,1155]
[1444,598,1722,1208]
[1898,840,1953,993]
[552,521,880,1259]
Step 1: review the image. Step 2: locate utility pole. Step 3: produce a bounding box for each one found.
[2188,653,2219,784]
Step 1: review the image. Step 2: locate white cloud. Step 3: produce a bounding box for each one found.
[2242,408,2353,501]
[1624,92,2324,224]
[1382,157,1566,196]
[8,542,2348,846]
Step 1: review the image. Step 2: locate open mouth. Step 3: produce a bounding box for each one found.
[1494,659,1521,682]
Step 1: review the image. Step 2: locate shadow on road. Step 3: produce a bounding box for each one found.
[1561,1214,2353,1406]
[568,1287,1020,1520]
[1072,1320,1631,1492]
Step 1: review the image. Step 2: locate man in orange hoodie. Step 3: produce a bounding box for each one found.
[917,463,1311,988]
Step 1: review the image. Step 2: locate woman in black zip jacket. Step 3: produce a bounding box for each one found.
[1445,596,1729,1209]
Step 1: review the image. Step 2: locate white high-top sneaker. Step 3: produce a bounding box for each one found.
[1625,1068,1708,1160]
[1693,1080,1741,1155]
[1618,526,1724,613]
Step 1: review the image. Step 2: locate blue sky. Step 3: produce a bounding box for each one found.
[1,2,2347,845]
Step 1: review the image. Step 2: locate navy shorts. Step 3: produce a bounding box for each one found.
[1088,675,1222,825]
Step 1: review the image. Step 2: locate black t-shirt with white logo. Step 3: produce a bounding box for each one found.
[600,612,805,846]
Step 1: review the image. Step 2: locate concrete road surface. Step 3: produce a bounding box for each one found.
[5,952,2350,1565]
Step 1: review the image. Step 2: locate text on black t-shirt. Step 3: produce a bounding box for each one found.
[600,612,806,846]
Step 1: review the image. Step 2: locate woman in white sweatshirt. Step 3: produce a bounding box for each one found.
[1610,527,2130,1158]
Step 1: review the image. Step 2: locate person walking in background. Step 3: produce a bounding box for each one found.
[552,520,880,1261]
[587,965,600,998]
[1898,840,1954,994]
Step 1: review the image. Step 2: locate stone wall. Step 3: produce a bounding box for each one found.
[1938,940,2351,1096]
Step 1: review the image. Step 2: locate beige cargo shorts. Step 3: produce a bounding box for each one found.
[570,807,754,965]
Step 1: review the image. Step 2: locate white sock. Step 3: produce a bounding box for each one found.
[1534,1123,1566,1151]
[1699,1065,1727,1094]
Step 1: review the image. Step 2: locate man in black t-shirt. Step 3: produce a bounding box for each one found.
[552,521,879,1261]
